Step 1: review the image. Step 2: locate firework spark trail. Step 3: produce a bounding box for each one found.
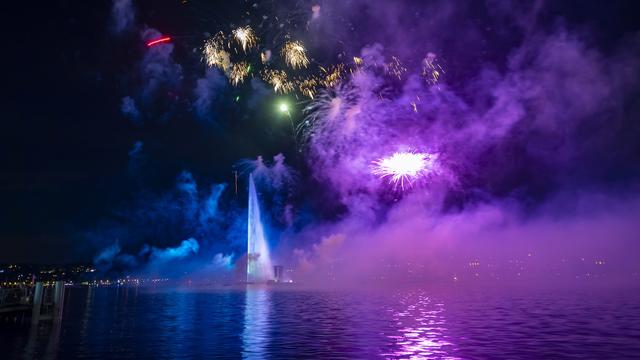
[147,37,171,47]
[231,25,257,52]
[282,40,310,69]
[372,151,436,190]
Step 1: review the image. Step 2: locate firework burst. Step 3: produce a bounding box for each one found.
[320,64,345,88]
[303,85,355,124]
[282,41,310,69]
[385,56,407,80]
[297,84,361,144]
[262,69,294,94]
[203,34,231,72]
[422,52,444,86]
[230,62,251,86]
[297,77,319,98]
[372,151,437,190]
[231,26,257,52]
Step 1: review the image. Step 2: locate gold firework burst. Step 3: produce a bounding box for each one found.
[281,41,310,69]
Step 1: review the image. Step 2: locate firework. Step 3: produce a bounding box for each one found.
[231,26,257,52]
[261,50,272,63]
[422,52,444,86]
[385,56,407,80]
[203,34,231,72]
[147,37,171,47]
[372,151,436,190]
[298,83,361,143]
[281,41,310,69]
[262,69,294,94]
[297,77,319,98]
[230,62,251,86]
[304,88,342,124]
[320,64,345,88]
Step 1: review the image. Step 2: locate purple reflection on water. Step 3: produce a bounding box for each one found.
[382,293,460,359]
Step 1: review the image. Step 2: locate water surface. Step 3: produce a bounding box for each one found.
[2,286,639,359]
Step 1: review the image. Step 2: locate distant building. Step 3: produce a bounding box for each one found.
[273,265,284,282]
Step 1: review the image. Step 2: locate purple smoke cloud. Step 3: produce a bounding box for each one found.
[271,1,640,287]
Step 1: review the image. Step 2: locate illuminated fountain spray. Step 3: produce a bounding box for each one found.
[247,174,273,282]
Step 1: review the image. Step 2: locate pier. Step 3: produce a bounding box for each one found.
[0,281,65,324]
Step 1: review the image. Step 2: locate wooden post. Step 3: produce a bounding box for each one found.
[31,282,43,324]
[53,281,65,323]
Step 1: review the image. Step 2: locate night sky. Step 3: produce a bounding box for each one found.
[3,0,640,267]
[4,1,294,263]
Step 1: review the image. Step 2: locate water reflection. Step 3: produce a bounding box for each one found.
[242,287,271,359]
[382,293,459,359]
[6,288,639,359]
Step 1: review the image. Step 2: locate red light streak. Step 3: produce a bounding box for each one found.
[146,37,171,47]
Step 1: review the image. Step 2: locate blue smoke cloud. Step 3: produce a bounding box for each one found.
[94,242,121,264]
[89,169,244,278]
[120,96,141,124]
[149,238,200,262]
[140,28,183,101]
[247,78,271,110]
[212,253,234,270]
[127,141,145,180]
[193,68,228,122]
[177,170,197,195]
[110,0,135,34]
[93,242,138,272]
[199,183,226,232]
[128,141,143,158]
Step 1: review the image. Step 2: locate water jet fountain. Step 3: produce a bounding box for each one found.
[246,174,273,283]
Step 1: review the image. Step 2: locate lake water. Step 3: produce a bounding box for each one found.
[2,286,640,359]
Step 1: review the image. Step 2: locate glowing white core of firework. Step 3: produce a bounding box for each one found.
[279,103,289,113]
[373,151,434,189]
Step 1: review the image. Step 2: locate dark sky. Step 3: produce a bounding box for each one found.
[2,0,640,264]
[2,0,294,263]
